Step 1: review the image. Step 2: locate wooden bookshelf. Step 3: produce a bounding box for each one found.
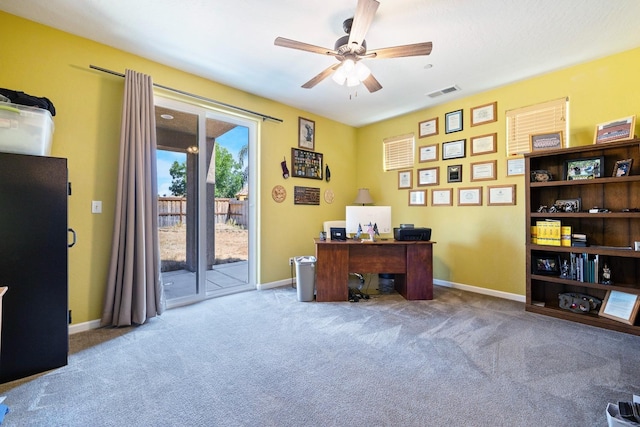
[524,138,640,336]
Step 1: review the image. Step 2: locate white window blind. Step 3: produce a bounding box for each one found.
[383,133,414,171]
[505,97,569,156]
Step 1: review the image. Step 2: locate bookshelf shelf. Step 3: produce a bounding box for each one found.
[525,138,640,336]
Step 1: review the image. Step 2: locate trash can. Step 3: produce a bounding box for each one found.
[295,256,316,302]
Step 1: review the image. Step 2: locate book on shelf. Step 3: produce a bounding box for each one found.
[568,253,599,283]
[561,226,572,247]
[536,219,561,246]
[572,232,588,247]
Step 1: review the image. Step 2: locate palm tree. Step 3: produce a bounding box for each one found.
[237,144,248,185]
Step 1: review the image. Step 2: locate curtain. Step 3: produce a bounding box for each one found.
[101,69,164,327]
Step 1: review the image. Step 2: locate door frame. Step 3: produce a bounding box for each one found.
[155,95,258,308]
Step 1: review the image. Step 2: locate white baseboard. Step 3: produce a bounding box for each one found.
[70,279,522,334]
[434,279,525,303]
[69,319,102,335]
[257,277,295,290]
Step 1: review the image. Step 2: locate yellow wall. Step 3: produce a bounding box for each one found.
[1,11,354,324]
[357,47,640,295]
[2,10,639,323]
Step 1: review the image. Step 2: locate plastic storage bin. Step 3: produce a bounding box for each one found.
[294,256,316,302]
[0,102,54,156]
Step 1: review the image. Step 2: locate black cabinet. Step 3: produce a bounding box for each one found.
[0,152,69,383]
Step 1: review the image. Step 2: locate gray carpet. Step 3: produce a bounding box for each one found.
[0,285,638,426]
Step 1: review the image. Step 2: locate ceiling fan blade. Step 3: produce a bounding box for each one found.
[348,0,380,51]
[302,63,342,89]
[362,73,382,93]
[274,37,337,56]
[367,42,433,59]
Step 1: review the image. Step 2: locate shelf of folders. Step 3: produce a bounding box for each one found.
[531,219,585,247]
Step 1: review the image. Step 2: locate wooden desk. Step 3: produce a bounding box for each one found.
[314,239,434,302]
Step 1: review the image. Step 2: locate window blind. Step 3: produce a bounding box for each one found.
[383,133,414,171]
[505,97,569,156]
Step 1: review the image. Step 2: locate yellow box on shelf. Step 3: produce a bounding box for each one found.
[536,219,561,246]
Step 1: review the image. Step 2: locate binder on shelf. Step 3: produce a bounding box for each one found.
[537,219,561,246]
[530,226,537,244]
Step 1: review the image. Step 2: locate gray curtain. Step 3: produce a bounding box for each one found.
[101,69,164,327]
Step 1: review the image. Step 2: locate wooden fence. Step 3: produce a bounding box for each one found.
[158,197,248,227]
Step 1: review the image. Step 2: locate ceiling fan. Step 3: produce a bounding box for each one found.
[274,0,432,93]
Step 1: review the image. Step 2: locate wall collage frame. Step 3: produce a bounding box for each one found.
[409,101,518,207]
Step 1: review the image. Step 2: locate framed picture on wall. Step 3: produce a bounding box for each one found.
[458,187,482,206]
[419,117,438,138]
[417,167,439,186]
[470,133,497,155]
[419,144,439,162]
[298,117,315,150]
[445,109,463,133]
[470,102,497,126]
[408,190,427,206]
[432,188,453,206]
[398,170,413,189]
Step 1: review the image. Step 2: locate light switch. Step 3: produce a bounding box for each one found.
[91,200,102,214]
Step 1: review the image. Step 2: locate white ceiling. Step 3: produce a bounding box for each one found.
[2,0,640,127]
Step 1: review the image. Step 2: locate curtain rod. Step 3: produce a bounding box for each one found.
[89,65,283,123]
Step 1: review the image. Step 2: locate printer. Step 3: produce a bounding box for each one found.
[393,226,431,241]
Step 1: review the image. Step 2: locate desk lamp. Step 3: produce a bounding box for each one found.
[353,188,373,205]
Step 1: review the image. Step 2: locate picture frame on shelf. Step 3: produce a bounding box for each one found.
[419,144,438,162]
[532,254,560,275]
[408,190,427,206]
[431,188,453,206]
[418,117,438,138]
[445,109,463,133]
[564,156,604,180]
[447,165,462,183]
[593,115,636,144]
[470,102,497,126]
[417,167,439,186]
[612,158,633,177]
[298,117,315,150]
[458,187,482,206]
[470,133,497,155]
[470,160,497,181]
[599,290,640,325]
[488,184,516,206]
[398,169,413,189]
[530,131,563,151]
[442,139,466,160]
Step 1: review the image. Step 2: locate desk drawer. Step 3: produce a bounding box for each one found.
[348,244,406,273]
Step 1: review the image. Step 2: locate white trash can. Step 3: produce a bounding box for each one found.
[294,256,316,302]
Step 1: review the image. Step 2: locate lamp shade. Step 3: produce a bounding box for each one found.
[354,188,374,205]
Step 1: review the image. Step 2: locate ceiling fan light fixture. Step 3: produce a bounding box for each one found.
[332,66,347,85]
[342,58,356,73]
[355,61,371,80]
[346,74,360,87]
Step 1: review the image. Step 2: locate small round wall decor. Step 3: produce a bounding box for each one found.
[324,188,335,204]
[272,185,286,203]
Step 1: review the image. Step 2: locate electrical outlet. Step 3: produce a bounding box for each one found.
[289,257,294,266]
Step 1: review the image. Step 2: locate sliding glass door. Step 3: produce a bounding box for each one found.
[154,96,257,308]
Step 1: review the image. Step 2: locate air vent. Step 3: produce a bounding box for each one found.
[427,85,461,98]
